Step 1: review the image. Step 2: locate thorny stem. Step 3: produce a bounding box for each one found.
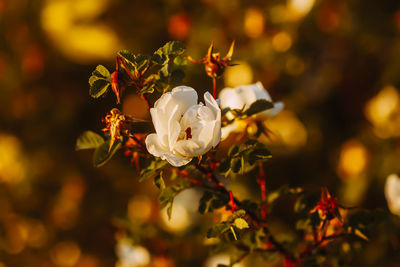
[257,162,267,219]
[116,56,152,109]
[193,162,297,261]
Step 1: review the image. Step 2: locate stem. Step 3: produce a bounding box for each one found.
[257,162,267,219]
[130,134,147,153]
[229,191,235,213]
[141,94,151,109]
[212,77,217,99]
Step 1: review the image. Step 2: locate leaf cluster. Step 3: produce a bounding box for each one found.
[219,140,271,175]
[88,41,186,99]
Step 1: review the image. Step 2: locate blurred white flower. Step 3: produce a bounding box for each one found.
[219,82,284,139]
[385,173,400,215]
[116,239,150,267]
[146,86,221,167]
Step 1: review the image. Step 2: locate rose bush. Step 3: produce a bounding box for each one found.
[145,86,221,167]
[219,82,284,138]
[385,173,400,215]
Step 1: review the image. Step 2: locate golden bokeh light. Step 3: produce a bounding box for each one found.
[262,110,307,151]
[365,85,400,138]
[0,133,27,184]
[287,0,315,18]
[127,195,153,222]
[40,0,121,63]
[50,241,81,267]
[272,32,292,52]
[224,61,253,88]
[244,8,265,38]
[337,139,369,179]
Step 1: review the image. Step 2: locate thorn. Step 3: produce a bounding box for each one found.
[207,40,214,58]
[224,40,235,60]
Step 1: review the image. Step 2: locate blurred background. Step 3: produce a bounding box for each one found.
[1,0,400,266]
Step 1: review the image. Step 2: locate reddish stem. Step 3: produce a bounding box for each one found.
[229,191,235,213]
[257,162,267,219]
[141,94,151,109]
[212,77,217,99]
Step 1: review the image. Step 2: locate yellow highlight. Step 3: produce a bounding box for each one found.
[272,32,292,52]
[41,0,121,63]
[365,85,400,138]
[337,140,369,179]
[127,195,152,222]
[51,241,81,267]
[288,0,315,17]
[0,134,26,183]
[263,110,307,151]
[244,8,265,38]
[224,61,253,87]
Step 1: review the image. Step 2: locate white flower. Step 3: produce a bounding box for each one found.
[385,173,400,215]
[219,82,284,139]
[116,239,150,267]
[145,86,221,167]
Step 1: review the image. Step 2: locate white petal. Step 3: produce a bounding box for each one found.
[253,81,272,102]
[262,101,284,118]
[219,88,245,111]
[204,92,220,118]
[174,140,203,157]
[221,122,239,140]
[168,105,181,151]
[150,108,168,147]
[145,133,169,158]
[170,86,198,114]
[145,133,191,167]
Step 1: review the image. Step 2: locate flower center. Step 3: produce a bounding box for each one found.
[185,127,192,140]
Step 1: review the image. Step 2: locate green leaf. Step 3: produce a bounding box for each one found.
[207,223,230,238]
[198,191,229,214]
[93,138,122,167]
[88,65,111,98]
[140,159,168,182]
[154,172,166,190]
[76,131,104,150]
[233,218,249,229]
[244,99,274,117]
[159,41,185,57]
[92,65,111,80]
[89,79,111,98]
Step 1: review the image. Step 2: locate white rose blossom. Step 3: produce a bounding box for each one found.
[219,82,284,139]
[385,173,400,215]
[145,86,221,167]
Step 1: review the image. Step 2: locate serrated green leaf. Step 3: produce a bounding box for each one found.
[245,99,274,117]
[93,138,121,167]
[93,65,111,79]
[233,218,249,229]
[76,131,104,150]
[89,79,110,98]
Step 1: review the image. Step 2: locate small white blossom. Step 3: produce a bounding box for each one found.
[385,173,400,215]
[219,82,284,139]
[146,86,221,167]
[116,239,150,267]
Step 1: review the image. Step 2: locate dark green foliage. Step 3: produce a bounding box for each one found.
[93,138,122,167]
[139,159,168,182]
[244,99,274,117]
[198,191,230,214]
[219,140,271,175]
